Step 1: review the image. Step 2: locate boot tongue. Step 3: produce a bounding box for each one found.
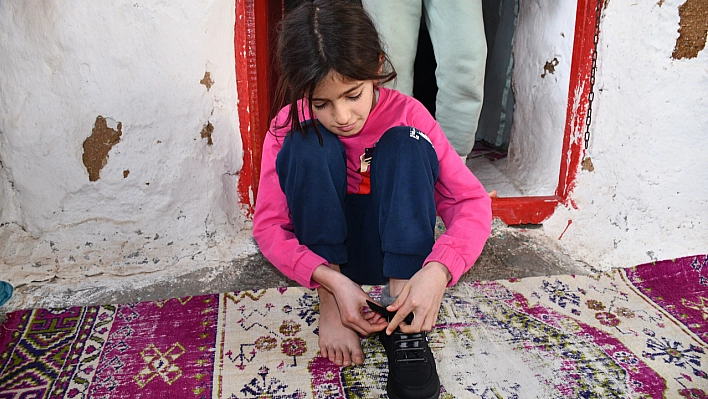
[366,300,414,324]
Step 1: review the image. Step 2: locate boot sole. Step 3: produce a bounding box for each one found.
[387,382,441,399]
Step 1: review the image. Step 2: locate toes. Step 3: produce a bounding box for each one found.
[341,350,352,367]
[334,349,344,366]
[352,351,365,365]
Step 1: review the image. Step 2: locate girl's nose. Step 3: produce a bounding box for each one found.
[333,104,349,124]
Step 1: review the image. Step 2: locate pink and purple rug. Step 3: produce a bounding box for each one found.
[1,255,707,398]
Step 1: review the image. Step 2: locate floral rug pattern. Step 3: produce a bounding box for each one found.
[1,255,707,398]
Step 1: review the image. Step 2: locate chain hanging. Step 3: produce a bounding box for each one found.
[584,0,603,150]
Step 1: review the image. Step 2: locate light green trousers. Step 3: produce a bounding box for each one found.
[362,0,487,157]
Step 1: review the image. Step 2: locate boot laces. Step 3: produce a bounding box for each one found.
[393,332,427,363]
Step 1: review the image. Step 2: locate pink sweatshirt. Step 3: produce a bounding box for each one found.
[253,87,492,289]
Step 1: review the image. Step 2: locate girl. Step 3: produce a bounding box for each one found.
[253,1,491,398]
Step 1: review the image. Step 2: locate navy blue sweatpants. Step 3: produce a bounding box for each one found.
[276,125,440,285]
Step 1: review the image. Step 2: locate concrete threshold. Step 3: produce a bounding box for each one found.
[0,219,593,325]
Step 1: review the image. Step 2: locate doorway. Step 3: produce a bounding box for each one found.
[234,0,602,224]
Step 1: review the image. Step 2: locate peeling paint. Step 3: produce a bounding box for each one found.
[541,58,559,78]
[581,157,595,172]
[200,121,214,145]
[82,116,122,182]
[200,71,214,90]
[672,0,708,59]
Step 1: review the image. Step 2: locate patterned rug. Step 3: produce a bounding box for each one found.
[1,255,707,398]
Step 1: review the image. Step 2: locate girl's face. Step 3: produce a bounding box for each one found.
[311,71,377,137]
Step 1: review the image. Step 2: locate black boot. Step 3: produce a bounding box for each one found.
[367,301,440,399]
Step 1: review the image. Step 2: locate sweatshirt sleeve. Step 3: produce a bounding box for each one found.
[409,105,493,286]
[252,119,327,289]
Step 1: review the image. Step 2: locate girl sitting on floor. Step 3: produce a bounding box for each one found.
[253,1,491,398]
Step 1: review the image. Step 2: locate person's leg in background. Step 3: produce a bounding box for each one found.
[476,0,518,149]
[361,0,422,96]
[425,0,487,159]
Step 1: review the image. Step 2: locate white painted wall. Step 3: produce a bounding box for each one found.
[0,1,255,291]
[503,0,577,196]
[544,0,708,269]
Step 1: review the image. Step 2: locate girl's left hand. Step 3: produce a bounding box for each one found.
[385,261,451,335]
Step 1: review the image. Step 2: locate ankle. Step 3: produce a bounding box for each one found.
[380,285,398,307]
[388,278,408,298]
[317,286,336,307]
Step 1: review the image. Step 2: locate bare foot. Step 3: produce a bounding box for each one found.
[488,189,498,198]
[317,286,365,367]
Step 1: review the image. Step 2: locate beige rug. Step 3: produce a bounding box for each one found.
[1,255,707,398]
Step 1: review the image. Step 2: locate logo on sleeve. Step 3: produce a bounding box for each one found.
[409,127,434,147]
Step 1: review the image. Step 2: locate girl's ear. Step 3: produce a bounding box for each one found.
[378,53,385,74]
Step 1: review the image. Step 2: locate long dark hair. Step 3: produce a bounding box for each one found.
[269,0,396,140]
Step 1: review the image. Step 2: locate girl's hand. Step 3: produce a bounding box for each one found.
[331,277,388,336]
[385,261,451,335]
[313,264,388,336]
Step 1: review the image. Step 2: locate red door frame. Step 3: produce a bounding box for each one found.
[235,0,601,224]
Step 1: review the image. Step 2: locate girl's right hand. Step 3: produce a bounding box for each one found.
[332,277,388,335]
[312,264,388,336]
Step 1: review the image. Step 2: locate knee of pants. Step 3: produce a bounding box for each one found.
[276,125,347,192]
[277,125,344,165]
[372,126,440,182]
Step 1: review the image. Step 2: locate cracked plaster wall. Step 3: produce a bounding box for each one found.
[0,0,254,303]
[544,0,708,270]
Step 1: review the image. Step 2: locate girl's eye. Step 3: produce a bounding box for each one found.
[348,92,363,101]
[313,103,327,110]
